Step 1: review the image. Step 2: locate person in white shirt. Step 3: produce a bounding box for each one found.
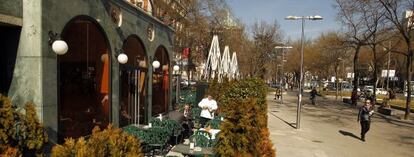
[198,95,218,127]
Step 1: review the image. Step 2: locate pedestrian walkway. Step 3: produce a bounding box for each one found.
[268,91,414,157]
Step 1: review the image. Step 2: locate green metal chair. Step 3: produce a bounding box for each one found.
[194,130,212,141]
[189,134,210,147]
[161,119,184,144]
[149,117,163,127]
[146,126,170,156]
[205,118,221,129]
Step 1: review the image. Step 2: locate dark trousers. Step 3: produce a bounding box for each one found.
[200,117,210,128]
[360,121,370,139]
[182,121,194,138]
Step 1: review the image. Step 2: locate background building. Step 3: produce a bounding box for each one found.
[0,0,175,144]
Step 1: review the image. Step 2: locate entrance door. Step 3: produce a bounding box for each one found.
[0,25,21,95]
[120,67,146,127]
[58,17,110,142]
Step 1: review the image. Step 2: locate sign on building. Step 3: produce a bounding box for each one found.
[347,73,354,78]
[381,70,395,77]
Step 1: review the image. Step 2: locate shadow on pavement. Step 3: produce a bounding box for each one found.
[269,112,297,129]
[338,130,360,140]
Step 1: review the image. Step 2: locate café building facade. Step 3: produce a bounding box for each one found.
[0,0,174,143]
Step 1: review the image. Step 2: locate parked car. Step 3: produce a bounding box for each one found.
[376,88,388,95]
[363,86,374,93]
[342,84,360,92]
[180,79,196,86]
[270,83,282,89]
[362,86,387,95]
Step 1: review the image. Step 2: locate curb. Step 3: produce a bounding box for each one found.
[375,113,414,126]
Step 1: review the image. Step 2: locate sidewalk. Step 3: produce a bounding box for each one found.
[268,92,414,157]
[322,94,414,124]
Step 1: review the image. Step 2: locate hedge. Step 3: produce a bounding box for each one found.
[209,78,275,157]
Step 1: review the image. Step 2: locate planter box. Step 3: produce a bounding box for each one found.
[343,98,352,104]
[378,108,394,116]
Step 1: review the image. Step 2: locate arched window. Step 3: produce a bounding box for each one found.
[58,16,110,142]
[152,46,170,115]
[119,35,148,127]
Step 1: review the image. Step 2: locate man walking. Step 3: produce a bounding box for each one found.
[357,99,374,142]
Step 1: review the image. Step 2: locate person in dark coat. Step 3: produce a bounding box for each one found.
[182,104,194,138]
[357,99,374,142]
[351,90,359,107]
[168,103,184,123]
[310,87,317,105]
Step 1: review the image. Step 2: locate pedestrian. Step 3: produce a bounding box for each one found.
[182,104,193,138]
[357,99,374,142]
[310,87,317,105]
[388,89,396,100]
[198,95,218,128]
[275,88,281,100]
[351,90,359,107]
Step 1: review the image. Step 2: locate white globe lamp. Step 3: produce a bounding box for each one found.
[52,40,68,55]
[117,53,128,64]
[173,65,180,71]
[152,60,160,69]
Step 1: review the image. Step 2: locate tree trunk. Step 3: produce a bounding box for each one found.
[335,65,339,100]
[352,46,361,105]
[405,49,412,120]
[373,45,378,104]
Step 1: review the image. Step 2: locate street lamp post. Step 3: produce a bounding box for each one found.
[386,42,391,90]
[285,15,323,129]
[338,57,344,98]
[173,65,180,105]
[275,45,293,104]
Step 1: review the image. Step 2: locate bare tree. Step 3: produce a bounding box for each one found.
[378,0,414,119]
[336,0,380,105]
[313,32,351,99]
[358,0,391,102]
[250,20,284,78]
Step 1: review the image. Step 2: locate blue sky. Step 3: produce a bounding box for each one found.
[226,0,341,41]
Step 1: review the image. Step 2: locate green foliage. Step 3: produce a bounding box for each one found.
[18,102,48,151]
[190,107,202,123]
[149,117,163,127]
[206,118,221,129]
[144,127,170,145]
[123,125,149,143]
[161,119,183,136]
[178,89,197,108]
[51,124,143,157]
[0,94,48,156]
[0,94,15,146]
[148,118,183,136]
[210,78,275,156]
[189,134,210,147]
[123,123,171,144]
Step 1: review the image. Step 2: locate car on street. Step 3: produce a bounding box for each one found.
[362,86,388,95]
[270,83,283,89]
[363,86,374,93]
[376,88,388,95]
[180,79,196,86]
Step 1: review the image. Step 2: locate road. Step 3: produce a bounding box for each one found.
[268,91,414,157]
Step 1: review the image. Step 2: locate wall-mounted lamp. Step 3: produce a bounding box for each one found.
[173,65,180,72]
[152,60,160,69]
[49,31,68,55]
[116,49,128,64]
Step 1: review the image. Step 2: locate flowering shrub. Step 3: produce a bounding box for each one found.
[51,124,143,157]
[0,94,48,156]
[210,78,276,156]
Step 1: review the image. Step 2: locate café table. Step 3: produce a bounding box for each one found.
[198,128,220,140]
[171,144,214,156]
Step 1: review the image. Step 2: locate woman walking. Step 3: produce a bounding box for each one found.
[357,99,374,142]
